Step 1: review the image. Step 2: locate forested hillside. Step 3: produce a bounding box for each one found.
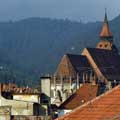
[0,15,120,87]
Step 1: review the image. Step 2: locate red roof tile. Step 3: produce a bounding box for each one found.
[56,85,120,120]
[59,83,98,109]
[0,83,39,94]
[102,115,120,120]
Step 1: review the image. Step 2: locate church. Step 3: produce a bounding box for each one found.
[52,13,120,103]
[41,12,120,106]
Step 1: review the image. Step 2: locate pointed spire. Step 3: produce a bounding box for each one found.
[104,8,108,23]
[99,10,113,39]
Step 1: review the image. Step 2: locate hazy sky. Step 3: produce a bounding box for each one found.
[0,0,120,22]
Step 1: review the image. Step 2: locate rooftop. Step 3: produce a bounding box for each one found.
[56,85,120,120]
[0,83,39,95]
[86,48,120,80]
[59,83,98,109]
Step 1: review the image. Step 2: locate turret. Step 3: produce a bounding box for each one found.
[96,11,118,52]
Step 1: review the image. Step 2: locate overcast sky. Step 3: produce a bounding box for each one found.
[0,0,119,22]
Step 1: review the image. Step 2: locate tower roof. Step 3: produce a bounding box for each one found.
[99,12,113,38]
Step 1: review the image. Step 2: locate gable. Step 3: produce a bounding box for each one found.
[55,54,91,78]
[55,54,76,77]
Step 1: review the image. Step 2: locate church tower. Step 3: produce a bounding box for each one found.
[96,11,118,52]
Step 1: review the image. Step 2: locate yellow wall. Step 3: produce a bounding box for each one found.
[0,96,34,115]
[13,94,39,103]
[0,106,11,120]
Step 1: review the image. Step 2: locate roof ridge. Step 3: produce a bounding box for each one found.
[66,53,80,56]
[56,85,120,120]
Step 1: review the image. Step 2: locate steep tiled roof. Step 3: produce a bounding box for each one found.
[55,54,90,78]
[66,54,90,73]
[56,85,120,120]
[59,83,98,109]
[102,115,120,120]
[87,48,120,81]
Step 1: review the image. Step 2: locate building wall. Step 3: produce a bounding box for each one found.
[41,78,51,97]
[0,96,34,115]
[96,41,112,50]
[12,115,51,120]
[51,82,73,105]
[0,106,11,120]
[13,94,40,103]
[40,77,75,106]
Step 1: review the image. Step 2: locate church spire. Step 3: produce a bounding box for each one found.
[99,10,113,39]
[96,11,118,51]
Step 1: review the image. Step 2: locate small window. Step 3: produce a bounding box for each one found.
[105,44,108,48]
[99,44,102,47]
